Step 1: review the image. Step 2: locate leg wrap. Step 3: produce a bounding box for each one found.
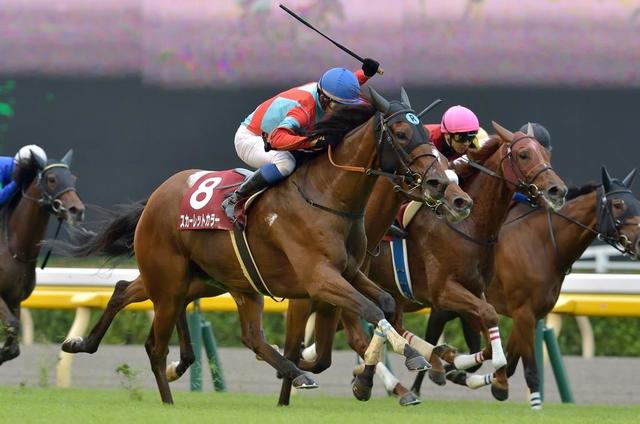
[489,326,507,369]
[363,331,385,366]
[530,391,542,410]
[301,343,318,362]
[403,331,435,358]
[466,372,495,389]
[454,351,485,370]
[376,362,399,392]
[377,319,408,354]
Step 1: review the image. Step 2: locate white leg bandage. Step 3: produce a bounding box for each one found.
[376,362,399,392]
[466,372,494,389]
[301,343,317,362]
[489,326,507,369]
[454,351,486,370]
[530,391,542,410]
[377,319,408,354]
[402,331,434,358]
[364,330,386,366]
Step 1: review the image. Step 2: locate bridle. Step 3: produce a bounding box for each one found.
[297,105,446,218]
[21,163,77,219]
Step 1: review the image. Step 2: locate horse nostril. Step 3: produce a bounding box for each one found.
[547,185,566,200]
[453,196,472,211]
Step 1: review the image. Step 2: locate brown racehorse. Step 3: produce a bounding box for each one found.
[281,123,568,403]
[58,89,472,404]
[412,167,640,409]
[0,150,84,365]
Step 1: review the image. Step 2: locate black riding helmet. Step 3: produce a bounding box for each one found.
[519,122,551,151]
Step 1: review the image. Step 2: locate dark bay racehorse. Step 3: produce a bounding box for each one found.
[412,167,640,409]
[0,150,84,365]
[59,89,471,404]
[282,123,568,403]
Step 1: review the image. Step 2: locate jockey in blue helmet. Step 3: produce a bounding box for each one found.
[222,58,380,229]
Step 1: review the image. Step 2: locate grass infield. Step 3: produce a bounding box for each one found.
[0,386,637,424]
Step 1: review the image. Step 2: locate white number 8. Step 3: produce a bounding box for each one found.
[190,177,222,210]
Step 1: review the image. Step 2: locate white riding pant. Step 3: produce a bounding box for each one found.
[234,125,296,176]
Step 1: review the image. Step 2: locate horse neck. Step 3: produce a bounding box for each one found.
[461,152,514,241]
[364,178,403,250]
[548,191,598,270]
[299,119,378,214]
[7,181,50,261]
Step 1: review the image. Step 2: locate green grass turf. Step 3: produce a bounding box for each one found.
[0,386,637,424]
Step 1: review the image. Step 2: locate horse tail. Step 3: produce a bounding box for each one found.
[54,199,147,259]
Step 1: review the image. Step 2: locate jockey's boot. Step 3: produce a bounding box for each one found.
[222,169,270,229]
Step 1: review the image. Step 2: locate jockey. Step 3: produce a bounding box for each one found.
[513,122,552,203]
[424,105,482,161]
[222,58,381,228]
[0,144,47,207]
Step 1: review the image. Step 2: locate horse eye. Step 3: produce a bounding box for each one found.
[396,132,407,140]
[613,200,624,210]
[517,151,530,160]
[47,176,56,184]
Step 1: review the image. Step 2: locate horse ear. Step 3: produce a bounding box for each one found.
[526,122,534,137]
[367,87,390,114]
[622,168,637,188]
[491,121,513,143]
[400,87,411,109]
[601,166,613,192]
[61,149,74,166]
[30,149,46,169]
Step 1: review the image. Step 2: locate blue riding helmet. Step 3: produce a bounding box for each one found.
[318,68,362,105]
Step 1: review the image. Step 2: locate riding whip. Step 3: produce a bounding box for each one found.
[279,4,384,75]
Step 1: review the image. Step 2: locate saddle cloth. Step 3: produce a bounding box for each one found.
[177,169,253,231]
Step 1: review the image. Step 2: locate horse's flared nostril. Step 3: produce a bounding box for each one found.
[454,196,473,212]
[68,206,85,222]
[547,185,567,200]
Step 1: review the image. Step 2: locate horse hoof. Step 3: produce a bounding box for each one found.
[61,336,83,353]
[405,355,431,372]
[292,374,317,389]
[491,383,509,401]
[432,344,457,363]
[352,375,372,401]
[398,392,421,406]
[445,369,469,387]
[428,369,446,386]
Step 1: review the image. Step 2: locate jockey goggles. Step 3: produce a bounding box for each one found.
[449,131,478,147]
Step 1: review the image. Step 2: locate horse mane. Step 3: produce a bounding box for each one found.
[304,104,376,139]
[566,182,600,200]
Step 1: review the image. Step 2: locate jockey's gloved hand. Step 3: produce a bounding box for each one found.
[361,58,380,78]
[310,134,342,149]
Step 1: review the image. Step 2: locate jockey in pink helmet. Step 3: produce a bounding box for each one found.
[425,105,480,161]
[223,58,380,229]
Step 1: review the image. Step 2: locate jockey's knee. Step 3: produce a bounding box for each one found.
[272,156,295,177]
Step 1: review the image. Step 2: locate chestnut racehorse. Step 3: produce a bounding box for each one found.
[0,150,84,366]
[283,123,568,403]
[412,167,640,409]
[58,89,471,404]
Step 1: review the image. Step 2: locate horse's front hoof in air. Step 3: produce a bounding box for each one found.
[404,345,431,372]
[61,336,84,353]
[352,374,373,401]
[292,374,318,389]
[445,369,469,387]
[491,381,509,401]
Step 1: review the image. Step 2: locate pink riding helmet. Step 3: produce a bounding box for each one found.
[440,105,480,133]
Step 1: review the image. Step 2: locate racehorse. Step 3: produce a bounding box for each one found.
[411,167,640,409]
[0,150,84,366]
[281,123,568,403]
[58,89,471,404]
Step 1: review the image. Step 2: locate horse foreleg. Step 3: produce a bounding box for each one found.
[278,299,314,406]
[62,277,146,354]
[435,279,508,400]
[166,310,195,382]
[0,300,20,365]
[508,307,541,409]
[232,290,317,400]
